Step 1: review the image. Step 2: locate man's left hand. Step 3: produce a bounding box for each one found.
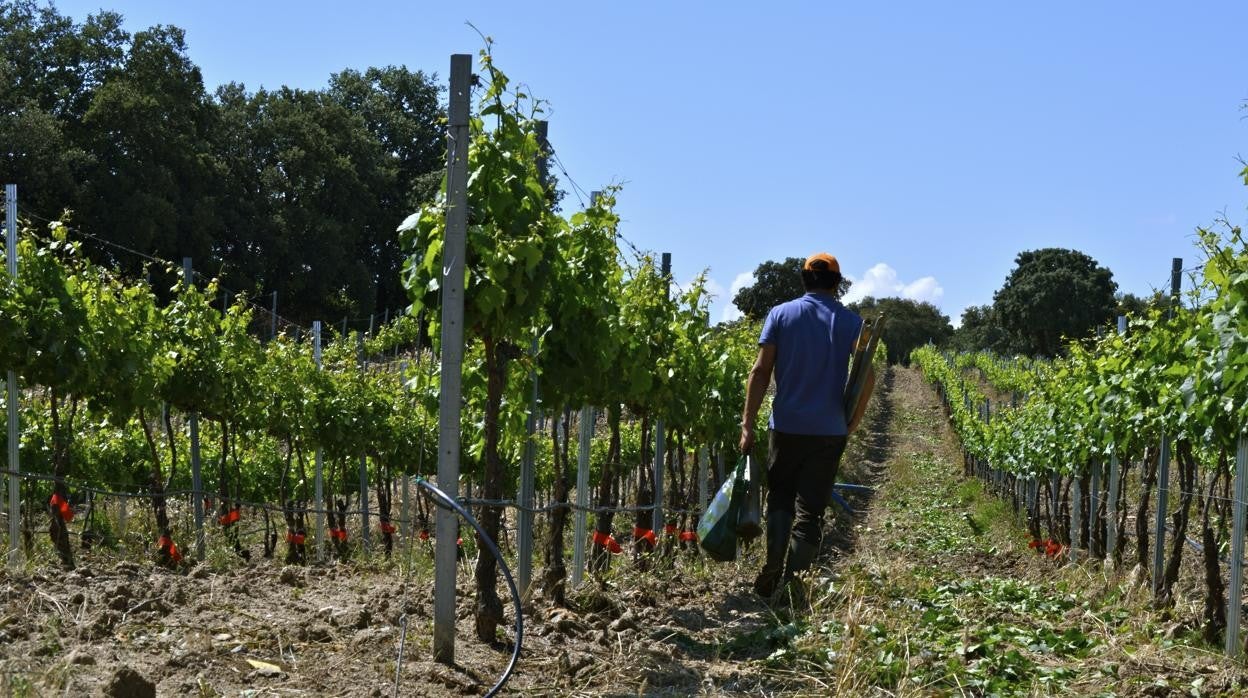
[739,425,754,453]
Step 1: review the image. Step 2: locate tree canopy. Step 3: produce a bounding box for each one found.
[1,0,444,324]
[992,248,1118,358]
[949,304,1014,354]
[848,296,954,365]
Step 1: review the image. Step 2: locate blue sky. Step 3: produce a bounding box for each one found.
[53,1,1248,325]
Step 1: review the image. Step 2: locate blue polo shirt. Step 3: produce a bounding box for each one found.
[759,293,862,436]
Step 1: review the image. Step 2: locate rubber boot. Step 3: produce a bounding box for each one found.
[752,510,793,597]
[782,537,820,605]
[784,537,820,578]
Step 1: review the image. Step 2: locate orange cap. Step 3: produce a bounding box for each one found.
[803,252,840,273]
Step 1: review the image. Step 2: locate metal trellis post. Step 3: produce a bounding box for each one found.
[1152,437,1171,596]
[1027,477,1037,528]
[357,332,370,549]
[1153,259,1182,596]
[1226,435,1248,656]
[653,252,671,535]
[1106,315,1127,562]
[184,257,206,561]
[1090,461,1101,556]
[270,291,278,341]
[1070,472,1082,562]
[399,360,410,538]
[313,322,325,562]
[5,184,19,568]
[1050,471,1059,534]
[518,117,549,601]
[433,53,471,666]
[572,405,593,588]
[518,337,538,600]
[698,448,709,510]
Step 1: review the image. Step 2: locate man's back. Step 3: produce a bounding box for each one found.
[760,293,862,436]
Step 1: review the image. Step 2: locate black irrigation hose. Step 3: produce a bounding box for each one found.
[412,477,522,698]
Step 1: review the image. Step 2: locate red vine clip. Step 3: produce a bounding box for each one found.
[632,527,657,547]
[49,493,74,523]
[592,530,623,554]
[158,535,182,563]
[679,530,698,543]
[379,521,397,535]
[663,524,678,536]
[419,529,430,541]
[217,509,240,526]
[285,531,306,545]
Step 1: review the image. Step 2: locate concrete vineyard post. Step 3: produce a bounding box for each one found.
[5,184,18,568]
[433,53,471,666]
[184,258,206,562]
[653,252,671,535]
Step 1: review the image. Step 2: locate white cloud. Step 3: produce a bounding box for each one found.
[842,263,944,306]
[719,271,754,323]
[728,271,754,296]
[701,276,727,302]
[678,274,726,317]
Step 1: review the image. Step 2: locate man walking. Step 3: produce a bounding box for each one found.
[739,252,862,598]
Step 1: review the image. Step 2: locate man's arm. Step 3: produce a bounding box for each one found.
[739,344,777,453]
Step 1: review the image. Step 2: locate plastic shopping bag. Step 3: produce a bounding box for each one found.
[736,456,762,540]
[698,457,749,562]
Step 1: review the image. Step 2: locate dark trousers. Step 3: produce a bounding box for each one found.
[767,430,848,544]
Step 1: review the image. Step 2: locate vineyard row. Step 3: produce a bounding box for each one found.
[912,238,1248,658]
